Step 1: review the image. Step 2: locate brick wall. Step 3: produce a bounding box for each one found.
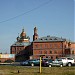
[32,41,65,59]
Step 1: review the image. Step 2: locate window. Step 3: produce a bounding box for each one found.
[45,39,47,40]
[54,51,57,54]
[40,39,42,40]
[20,48,22,50]
[67,58,73,60]
[44,51,47,54]
[72,51,74,54]
[50,51,52,54]
[45,44,48,48]
[54,44,57,48]
[54,38,57,40]
[40,44,42,48]
[35,44,38,48]
[15,49,16,54]
[15,47,16,50]
[17,48,19,50]
[51,56,53,59]
[50,44,52,48]
[56,56,58,59]
[39,51,42,54]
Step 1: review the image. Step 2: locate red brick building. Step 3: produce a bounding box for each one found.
[32,36,75,60]
[10,27,75,60]
[32,27,75,60]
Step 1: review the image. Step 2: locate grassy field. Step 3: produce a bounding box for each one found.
[0,65,75,75]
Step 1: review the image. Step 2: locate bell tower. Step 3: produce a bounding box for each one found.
[33,27,38,41]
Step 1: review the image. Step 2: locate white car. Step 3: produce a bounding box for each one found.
[58,57,75,67]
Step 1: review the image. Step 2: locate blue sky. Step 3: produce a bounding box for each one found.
[0,0,74,53]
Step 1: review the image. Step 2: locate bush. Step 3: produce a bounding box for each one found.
[4,59,14,63]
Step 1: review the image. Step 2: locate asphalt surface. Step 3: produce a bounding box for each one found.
[0,62,75,67]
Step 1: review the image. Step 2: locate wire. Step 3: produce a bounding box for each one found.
[0,0,52,23]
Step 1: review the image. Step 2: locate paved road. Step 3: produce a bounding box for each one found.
[0,62,75,67]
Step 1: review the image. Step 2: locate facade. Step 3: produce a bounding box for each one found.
[65,42,75,58]
[10,27,75,60]
[32,36,75,60]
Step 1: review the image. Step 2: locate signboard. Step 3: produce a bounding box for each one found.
[9,54,15,58]
[0,54,15,58]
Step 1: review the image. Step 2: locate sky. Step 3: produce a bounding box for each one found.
[0,0,74,53]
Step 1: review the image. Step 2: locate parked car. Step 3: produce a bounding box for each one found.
[58,57,75,67]
[49,59,63,67]
[43,59,53,66]
[29,59,40,66]
[20,59,40,66]
[42,58,50,66]
[20,60,30,66]
[49,57,75,67]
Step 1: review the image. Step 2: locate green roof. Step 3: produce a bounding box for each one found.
[12,42,31,46]
[33,35,66,42]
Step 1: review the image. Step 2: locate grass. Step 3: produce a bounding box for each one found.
[0,65,75,75]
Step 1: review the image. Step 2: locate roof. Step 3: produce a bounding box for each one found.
[33,35,66,42]
[11,42,31,46]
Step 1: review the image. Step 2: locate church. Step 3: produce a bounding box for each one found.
[10,27,75,61]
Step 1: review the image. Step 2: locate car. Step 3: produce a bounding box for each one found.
[49,57,75,67]
[43,59,53,66]
[20,60,30,66]
[20,59,40,66]
[58,57,75,67]
[41,58,50,66]
[49,59,63,67]
[29,59,40,66]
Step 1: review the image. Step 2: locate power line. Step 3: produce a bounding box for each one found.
[0,0,53,23]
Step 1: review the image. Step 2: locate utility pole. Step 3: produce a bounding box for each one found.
[39,56,42,73]
[39,55,45,73]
